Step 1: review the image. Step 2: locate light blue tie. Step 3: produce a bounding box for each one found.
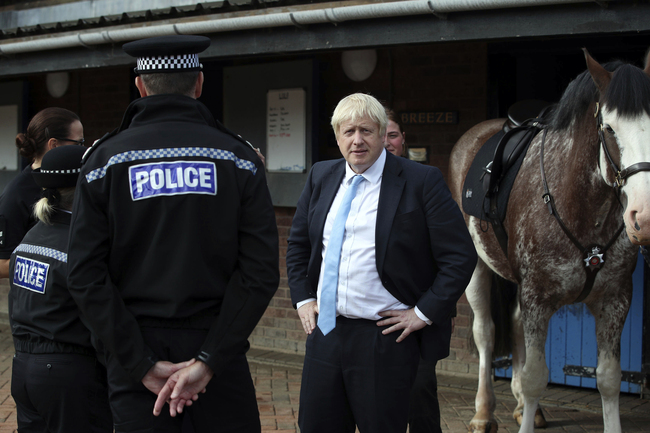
[318,174,364,335]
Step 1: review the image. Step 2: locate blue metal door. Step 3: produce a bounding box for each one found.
[495,252,645,393]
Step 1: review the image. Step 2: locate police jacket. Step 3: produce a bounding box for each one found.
[9,210,95,356]
[0,166,41,260]
[67,94,279,382]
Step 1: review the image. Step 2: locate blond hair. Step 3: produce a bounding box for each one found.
[33,187,75,225]
[331,93,388,139]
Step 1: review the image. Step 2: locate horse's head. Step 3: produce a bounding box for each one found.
[585,49,650,246]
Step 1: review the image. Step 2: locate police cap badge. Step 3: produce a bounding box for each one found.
[123,35,211,75]
[32,145,86,189]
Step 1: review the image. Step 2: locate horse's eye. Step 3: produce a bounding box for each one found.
[605,125,615,134]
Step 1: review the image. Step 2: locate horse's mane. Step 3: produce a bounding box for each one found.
[550,59,650,131]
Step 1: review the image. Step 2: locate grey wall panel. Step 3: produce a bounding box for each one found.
[222,60,313,207]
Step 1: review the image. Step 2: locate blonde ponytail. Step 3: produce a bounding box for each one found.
[32,187,76,225]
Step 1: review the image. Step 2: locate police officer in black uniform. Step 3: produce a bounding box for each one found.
[0,107,83,278]
[9,144,112,433]
[67,35,279,433]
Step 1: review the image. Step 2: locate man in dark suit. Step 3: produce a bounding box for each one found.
[286,93,477,433]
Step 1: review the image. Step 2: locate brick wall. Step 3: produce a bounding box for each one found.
[27,67,132,142]
[389,42,488,182]
[250,207,305,353]
[316,42,488,181]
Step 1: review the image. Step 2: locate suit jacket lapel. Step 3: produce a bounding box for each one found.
[312,160,346,251]
[376,154,405,276]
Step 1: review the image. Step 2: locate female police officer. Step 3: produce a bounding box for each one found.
[9,144,112,433]
[0,107,83,279]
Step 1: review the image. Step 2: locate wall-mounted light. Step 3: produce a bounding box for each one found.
[46,72,70,98]
[341,49,377,82]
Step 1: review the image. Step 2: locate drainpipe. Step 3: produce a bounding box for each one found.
[0,0,593,55]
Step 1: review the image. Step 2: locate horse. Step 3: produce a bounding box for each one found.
[448,48,650,433]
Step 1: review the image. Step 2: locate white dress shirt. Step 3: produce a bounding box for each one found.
[298,150,430,323]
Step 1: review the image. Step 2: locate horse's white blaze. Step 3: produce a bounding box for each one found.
[602,108,650,245]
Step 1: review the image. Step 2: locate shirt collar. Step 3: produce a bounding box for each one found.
[344,149,386,185]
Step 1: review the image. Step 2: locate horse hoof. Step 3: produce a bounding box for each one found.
[468,421,498,433]
[513,408,547,428]
[534,408,548,428]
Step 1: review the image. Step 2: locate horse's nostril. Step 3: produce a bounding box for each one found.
[631,211,641,231]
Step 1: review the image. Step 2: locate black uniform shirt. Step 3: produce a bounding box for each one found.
[9,210,94,355]
[67,95,279,382]
[0,165,41,259]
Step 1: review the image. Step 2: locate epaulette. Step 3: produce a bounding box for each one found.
[81,129,118,165]
[214,120,257,152]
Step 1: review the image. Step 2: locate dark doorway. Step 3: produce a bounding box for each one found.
[487,34,649,119]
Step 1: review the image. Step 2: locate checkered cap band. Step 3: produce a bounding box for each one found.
[137,54,201,72]
[86,147,257,183]
[40,168,81,175]
[14,244,67,263]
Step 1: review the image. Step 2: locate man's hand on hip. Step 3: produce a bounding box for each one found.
[377,308,427,343]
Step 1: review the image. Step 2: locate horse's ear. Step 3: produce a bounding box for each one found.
[583,48,611,93]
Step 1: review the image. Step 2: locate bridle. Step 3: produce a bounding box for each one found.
[596,102,650,269]
[596,102,650,188]
[539,101,650,303]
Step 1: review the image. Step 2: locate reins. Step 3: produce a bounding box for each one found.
[539,103,627,303]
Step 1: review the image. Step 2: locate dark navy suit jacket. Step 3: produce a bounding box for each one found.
[287,151,477,361]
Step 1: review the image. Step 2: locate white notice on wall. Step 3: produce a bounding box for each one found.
[266,88,306,172]
[0,105,18,171]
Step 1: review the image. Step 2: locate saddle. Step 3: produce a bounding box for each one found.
[462,100,554,256]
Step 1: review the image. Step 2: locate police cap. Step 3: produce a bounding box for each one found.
[32,145,86,189]
[123,35,211,75]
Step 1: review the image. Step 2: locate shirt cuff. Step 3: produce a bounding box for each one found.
[296,298,317,310]
[414,306,432,325]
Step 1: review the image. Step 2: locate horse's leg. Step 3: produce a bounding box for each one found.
[596,329,622,433]
[511,300,547,428]
[517,300,553,433]
[466,259,498,433]
[588,292,630,433]
[510,300,526,424]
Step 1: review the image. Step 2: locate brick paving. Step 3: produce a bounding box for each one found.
[0,275,647,433]
[247,349,650,433]
[436,380,650,433]
[0,323,16,433]
[0,330,645,432]
[251,363,301,432]
[248,361,650,433]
